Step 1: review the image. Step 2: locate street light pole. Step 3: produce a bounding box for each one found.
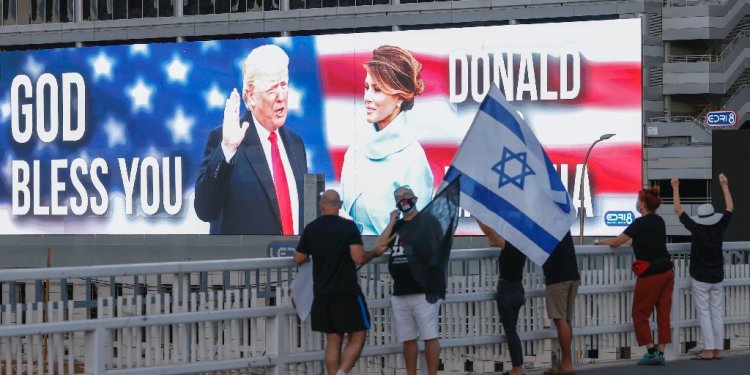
[579,133,615,245]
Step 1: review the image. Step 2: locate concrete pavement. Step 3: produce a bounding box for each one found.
[537,351,750,375]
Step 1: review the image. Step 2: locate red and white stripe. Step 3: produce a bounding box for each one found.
[314,19,642,198]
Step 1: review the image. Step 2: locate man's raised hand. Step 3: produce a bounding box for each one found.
[389,210,400,224]
[222,88,249,154]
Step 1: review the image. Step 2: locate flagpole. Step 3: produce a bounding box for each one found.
[579,134,615,245]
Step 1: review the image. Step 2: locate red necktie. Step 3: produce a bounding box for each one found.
[268,132,294,235]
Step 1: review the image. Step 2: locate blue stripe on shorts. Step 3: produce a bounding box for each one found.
[357,294,370,330]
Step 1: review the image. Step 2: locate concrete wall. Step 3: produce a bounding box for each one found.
[0,233,496,267]
[662,0,750,40]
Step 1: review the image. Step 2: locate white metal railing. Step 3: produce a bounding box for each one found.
[683,82,749,126]
[696,105,712,123]
[688,82,749,125]
[0,243,749,374]
[646,115,714,135]
[648,115,702,123]
[664,0,726,7]
[725,83,750,107]
[666,54,720,63]
[720,30,750,60]
[666,30,749,63]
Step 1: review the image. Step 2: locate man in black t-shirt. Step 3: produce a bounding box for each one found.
[294,190,386,375]
[375,186,441,375]
[672,174,734,360]
[542,232,580,375]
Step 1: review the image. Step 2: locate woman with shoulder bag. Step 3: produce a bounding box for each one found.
[597,187,674,366]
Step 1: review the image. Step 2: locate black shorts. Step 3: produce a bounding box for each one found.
[311,294,371,334]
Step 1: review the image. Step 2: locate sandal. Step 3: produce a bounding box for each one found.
[690,353,714,360]
[713,350,723,360]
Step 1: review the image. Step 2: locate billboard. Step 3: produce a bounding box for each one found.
[0,19,642,235]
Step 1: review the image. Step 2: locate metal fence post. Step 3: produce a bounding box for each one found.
[266,311,289,375]
[75,0,83,22]
[175,0,183,17]
[85,327,106,373]
[669,280,682,359]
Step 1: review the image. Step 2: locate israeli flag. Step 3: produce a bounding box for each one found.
[444,86,576,265]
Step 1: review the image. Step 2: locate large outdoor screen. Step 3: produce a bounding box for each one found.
[0,19,642,235]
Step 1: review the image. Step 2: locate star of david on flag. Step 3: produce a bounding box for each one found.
[443,85,576,266]
[492,147,535,190]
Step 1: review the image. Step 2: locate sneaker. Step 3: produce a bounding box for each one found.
[637,352,662,366]
[656,352,666,365]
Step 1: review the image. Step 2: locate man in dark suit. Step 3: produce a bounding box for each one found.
[195,44,308,235]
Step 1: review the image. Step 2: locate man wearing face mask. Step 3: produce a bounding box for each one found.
[375,185,441,375]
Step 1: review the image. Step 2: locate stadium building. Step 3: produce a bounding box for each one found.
[0,0,748,250]
[1,3,750,374]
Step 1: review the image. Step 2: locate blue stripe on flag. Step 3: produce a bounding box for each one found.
[444,166,461,184]
[455,169,560,253]
[479,94,526,144]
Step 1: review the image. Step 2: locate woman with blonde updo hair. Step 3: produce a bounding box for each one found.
[340,45,434,235]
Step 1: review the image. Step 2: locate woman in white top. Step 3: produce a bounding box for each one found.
[340,45,434,235]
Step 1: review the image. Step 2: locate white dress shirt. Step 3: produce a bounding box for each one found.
[220,117,300,234]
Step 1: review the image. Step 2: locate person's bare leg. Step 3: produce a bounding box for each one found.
[555,319,574,372]
[403,339,418,375]
[325,333,344,375]
[338,330,367,373]
[423,338,440,375]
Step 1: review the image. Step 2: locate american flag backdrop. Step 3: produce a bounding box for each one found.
[316,19,642,235]
[0,19,642,235]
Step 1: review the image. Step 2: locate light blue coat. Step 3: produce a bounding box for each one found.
[340,114,434,235]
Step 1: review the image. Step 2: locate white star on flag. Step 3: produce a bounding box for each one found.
[166,107,195,144]
[77,150,92,164]
[130,44,149,56]
[1,100,10,122]
[1,154,13,185]
[165,54,191,84]
[288,86,303,115]
[23,55,44,80]
[103,117,127,147]
[126,79,155,113]
[145,145,163,159]
[200,41,220,53]
[34,138,58,153]
[204,84,227,109]
[272,37,293,48]
[235,58,245,75]
[90,52,115,81]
